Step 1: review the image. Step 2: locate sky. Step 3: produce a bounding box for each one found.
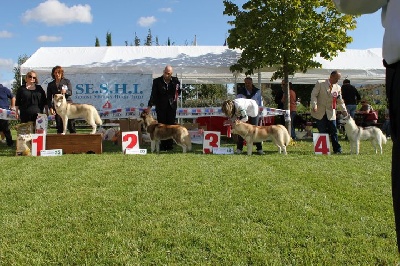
[0,0,384,89]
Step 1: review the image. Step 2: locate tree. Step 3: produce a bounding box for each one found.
[182,84,229,107]
[95,37,100,47]
[134,32,140,46]
[144,29,152,46]
[12,55,29,93]
[198,84,227,99]
[106,31,112,46]
[223,0,357,133]
[155,36,160,46]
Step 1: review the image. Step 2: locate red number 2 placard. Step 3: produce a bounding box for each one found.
[122,131,139,153]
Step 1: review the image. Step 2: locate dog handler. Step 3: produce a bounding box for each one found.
[47,66,76,134]
[310,70,347,154]
[332,0,400,252]
[235,77,264,154]
[221,98,261,154]
[145,65,181,151]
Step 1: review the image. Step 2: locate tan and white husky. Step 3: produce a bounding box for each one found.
[231,120,290,155]
[53,94,102,134]
[140,111,192,153]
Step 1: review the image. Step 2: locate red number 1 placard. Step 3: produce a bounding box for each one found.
[122,131,139,153]
[31,134,46,156]
[203,131,220,154]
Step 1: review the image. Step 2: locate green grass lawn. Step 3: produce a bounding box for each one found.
[0,129,399,265]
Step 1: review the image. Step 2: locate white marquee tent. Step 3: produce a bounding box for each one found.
[20,46,385,84]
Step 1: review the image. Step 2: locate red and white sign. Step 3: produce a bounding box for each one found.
[203,131,220,154]
[313,133,331,155]
[31,134,46,156]
[121,131,140,153]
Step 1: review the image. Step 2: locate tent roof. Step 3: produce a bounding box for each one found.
[20,46,385,84]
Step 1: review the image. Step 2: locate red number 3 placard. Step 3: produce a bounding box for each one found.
[203,131,220,154]
[121,131,139,153]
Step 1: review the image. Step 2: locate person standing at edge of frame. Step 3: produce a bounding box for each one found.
[332,0,400,253]
[0,84,16,147]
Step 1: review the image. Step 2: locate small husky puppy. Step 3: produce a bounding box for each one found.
[140,111,192,153]
[232,120,290,155]
[341,115,387,154]
[53,94,102,134]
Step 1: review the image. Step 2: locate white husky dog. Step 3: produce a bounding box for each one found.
[341,115,387,154]
[53,94,102,134]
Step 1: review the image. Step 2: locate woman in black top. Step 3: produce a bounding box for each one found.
[46,65,76,133]
[15,71,47,123]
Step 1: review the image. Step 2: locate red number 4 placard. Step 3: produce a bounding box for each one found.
[313,133,331,155]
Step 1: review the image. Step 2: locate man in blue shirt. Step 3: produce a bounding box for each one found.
[0,84,16,147]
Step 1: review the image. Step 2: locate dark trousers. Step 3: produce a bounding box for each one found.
[55,114,76,134]
[237,116,262,151]
[0,119,13,146]
[386,61,400,252]
[156,107,176,150]
[315,114,341,153]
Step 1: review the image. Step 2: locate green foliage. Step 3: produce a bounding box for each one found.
[223,0,357,81]
[145,29,152,46]
[0,138,398,264]
[134,32,141,46]
[95,37,100,47]
[182,84,230,107]
[12,54,29,93]
[106,31,112,46]
[183,98,227,108]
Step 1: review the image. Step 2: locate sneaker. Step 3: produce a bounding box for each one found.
[235,149,242,154]
[257,150,265,155]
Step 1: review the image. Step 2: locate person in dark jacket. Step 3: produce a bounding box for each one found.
[275,84,285,124]
[146,65,181,151]
[0,84,16,146]
[15,71,47,123]
[341,79,361,118]
[47,65,76,134]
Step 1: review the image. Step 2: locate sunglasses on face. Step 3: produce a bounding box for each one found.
[28,75,37,80]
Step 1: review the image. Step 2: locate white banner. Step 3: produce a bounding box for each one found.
[39,73,152,118]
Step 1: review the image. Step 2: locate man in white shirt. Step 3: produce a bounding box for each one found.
[333,0,400,252]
